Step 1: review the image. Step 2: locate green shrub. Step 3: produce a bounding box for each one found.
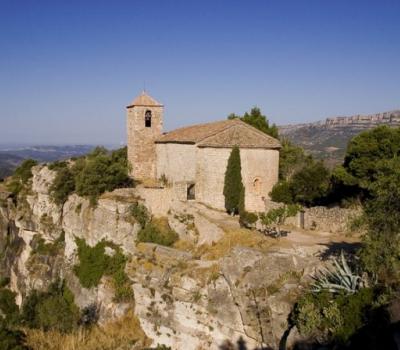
[73,238,109,289]
[75,147,133,205]
[260,204,300,231]
[278,140,312,181]
[0,324,29,350]
[12,159,37,184]
[239,211,258,228]
[0,288,19,327]
[137,221,178,247]
[223,146,244,215]
[21,280,79,333]
[130,202,150,227]
[48,147,133,206]
[269,180,293,204]
[292,288,376,344]
[343,125,400,190]
[289,161,331,206]
[30,233,65,257]
[7,159,37,196]
[73,238,133,301]
[47,161,68,171]
[49,166,75,205]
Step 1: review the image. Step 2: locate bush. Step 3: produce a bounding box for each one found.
[0,325,29,350]
[290,161,331,206]
[47,161,68,171]
[7,159,38,196]
[137,220,178,247]
[223,146,244,215]
[49,147,133,206]
[343,125,400,190]
[291,288,376,344]
[239,211,258,228]
[73,238,108,289]
[130,202,150,227]
[271,160,332,207]
[30,233,65,257]
[21,280,79,333]
[260,204,300,229]
[0,288,19,327]
[278,139,312,181]
[75,147,133,205]
[73,238,133,302]
[269,180,293,204]
[49,167,75,205]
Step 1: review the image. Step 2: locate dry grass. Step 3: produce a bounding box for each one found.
[195,228,275,260]
[187,263,221,287]
[24,311,150,350]
[100,189,140,203]
[173,239,196,251]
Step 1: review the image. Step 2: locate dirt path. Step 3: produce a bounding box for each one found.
[189,202,361,259]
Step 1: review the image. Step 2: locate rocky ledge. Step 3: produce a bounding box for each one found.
[0,164,335,349]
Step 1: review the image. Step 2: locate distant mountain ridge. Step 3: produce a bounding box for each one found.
[0,145,97,180]
[279,109,400,167]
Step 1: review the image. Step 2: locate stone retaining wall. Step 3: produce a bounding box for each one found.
[265,200,361,233]
[285,206,361,233]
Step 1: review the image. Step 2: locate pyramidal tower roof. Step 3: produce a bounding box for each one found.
[127,91,163,108]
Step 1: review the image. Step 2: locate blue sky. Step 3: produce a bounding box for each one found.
[0,0,399,145]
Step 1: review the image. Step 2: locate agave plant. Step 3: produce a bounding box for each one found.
[311,251,367,294]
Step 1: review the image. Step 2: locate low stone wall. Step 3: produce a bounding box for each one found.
[285,206,361,233]
[265,200,361,234]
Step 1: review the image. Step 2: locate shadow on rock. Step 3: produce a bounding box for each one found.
[219,336,274,350]
[318,241,362,261]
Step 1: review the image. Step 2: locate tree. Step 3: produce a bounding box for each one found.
[359,158,400,282]
[223,146,244,215]
[342,125,400,190]
[269,180,293,204]
[228,107,279,138]
[290,161,331,206]
[278,139,313,181]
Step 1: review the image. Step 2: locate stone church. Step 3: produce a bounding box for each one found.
[127,91,281,212]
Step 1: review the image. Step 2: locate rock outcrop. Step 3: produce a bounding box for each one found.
[0,164,325,349]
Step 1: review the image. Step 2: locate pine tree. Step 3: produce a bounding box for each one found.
[223,146,244,215]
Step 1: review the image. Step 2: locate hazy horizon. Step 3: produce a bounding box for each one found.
[1,0,399,144]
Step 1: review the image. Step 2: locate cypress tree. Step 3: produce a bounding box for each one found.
[223,146,244,215]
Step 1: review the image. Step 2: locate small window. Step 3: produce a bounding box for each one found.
[187,183,195,200]
[253,178,262,194]
[145,110,152,127]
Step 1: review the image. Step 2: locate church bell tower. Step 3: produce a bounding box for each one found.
[126,91,163,181]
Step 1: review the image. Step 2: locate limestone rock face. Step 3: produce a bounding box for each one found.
[128,242,315,350]
[0,164,325,350]
[62,192,140,259]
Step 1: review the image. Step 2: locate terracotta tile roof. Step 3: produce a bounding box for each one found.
[127,91,163,108]
[156,119,281,149]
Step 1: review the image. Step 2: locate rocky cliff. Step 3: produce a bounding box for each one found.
[0,164,327,349]
[279,110,400,166]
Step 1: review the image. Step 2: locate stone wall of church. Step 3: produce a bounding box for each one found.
[155,143,197,183]
[241,148,279,212]
[195,147,279,212]
[196,147,231,210]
